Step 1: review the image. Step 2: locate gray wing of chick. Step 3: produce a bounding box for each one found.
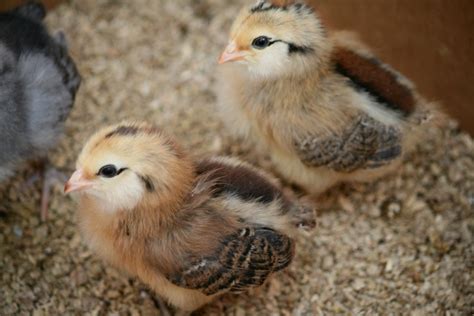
[167,227,294,295]
[0,2,81,153]
[295,114,402,172]
[0,44,29,180]
[0,3,81,181]
[17,32,81,152]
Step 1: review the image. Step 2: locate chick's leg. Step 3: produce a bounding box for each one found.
[25,159,67,221]
[291,202,317,230]
[283,188,317,230]
[40,166,67,221]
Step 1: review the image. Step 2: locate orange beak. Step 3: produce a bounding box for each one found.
[64,169,93,194]
[218,41,247,64]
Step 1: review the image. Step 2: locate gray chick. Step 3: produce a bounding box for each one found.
[0,2,81,220]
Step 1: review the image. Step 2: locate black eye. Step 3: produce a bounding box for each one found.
[98,164,118,178]
[252,36,271,49]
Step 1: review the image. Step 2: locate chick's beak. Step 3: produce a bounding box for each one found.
[64,169,93,194]
[219,41,246,64]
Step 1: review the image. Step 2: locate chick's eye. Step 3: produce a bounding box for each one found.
[98,164,118,178]
[252,36,271,49]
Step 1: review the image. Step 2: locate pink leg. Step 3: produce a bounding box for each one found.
[40,167,67,221]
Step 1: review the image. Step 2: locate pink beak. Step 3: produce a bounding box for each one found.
[218,41,247,64]
[64,169,93,194]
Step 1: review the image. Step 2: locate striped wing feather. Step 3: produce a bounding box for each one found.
[167,227,294,296]
[296,115,402,172]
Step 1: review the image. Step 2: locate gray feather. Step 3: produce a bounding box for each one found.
[0,3,81,182]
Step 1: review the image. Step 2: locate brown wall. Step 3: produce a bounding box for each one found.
[310,0,474,135]
[0,0,63,11]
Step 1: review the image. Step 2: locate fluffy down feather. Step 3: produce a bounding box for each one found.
[0,2,81,182]
[216,0,443,195]
[68,122,315,312]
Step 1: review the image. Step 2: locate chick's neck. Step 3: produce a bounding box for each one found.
[132,158,196,230]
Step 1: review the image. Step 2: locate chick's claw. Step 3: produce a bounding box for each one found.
[291,203,317,231]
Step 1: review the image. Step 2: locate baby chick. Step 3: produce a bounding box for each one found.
[65,122,315,313]
[0,2,81,219]
[217,0,441,195]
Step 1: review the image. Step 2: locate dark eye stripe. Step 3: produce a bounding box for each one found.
[251,36,313,55]
[252,36,285,49]
[117,168,127,175]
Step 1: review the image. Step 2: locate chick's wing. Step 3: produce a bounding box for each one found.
[295,114,402,172]
[167,226,294,296]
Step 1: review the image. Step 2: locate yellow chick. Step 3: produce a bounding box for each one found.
[216,0,442,195]
[65,121,315,314]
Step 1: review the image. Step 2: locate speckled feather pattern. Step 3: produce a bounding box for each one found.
[169,227,294,296]
[296,114,402,172]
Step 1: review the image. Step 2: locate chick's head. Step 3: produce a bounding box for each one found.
[65,122,193,213]
[219,0,329,79]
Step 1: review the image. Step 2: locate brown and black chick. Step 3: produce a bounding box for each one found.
[216,0,442,195]
[65,121,315,313]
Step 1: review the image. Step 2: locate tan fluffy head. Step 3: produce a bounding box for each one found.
[223,0,329,78]
[73,121,194,213]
